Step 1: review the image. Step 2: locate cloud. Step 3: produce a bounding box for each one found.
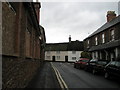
[40,2,118,43]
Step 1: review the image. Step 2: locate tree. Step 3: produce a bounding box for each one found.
[81,51,91,59]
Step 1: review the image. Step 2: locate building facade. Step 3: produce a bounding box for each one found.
[2,2,45,88]
[45,39,84,62]
[84,11,120,61]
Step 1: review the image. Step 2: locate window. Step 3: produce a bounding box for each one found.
[46,56,50,59]
[109,61,116,65]
[87,40,90,48]
[72,51,76,54]
[102,33,105,43]
[95,37,98,45]
[72,57,76,60]
[56,51,60,54]
[110,29,115,41]
[56,56,60,60]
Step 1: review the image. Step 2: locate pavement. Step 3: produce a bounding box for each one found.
[26,62,60,88]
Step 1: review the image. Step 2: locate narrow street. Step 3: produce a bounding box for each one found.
[27,62,120,88]
[53,62,120,88]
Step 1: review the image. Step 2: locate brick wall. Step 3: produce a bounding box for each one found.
[2,2,42,89]
[2,56,40,88]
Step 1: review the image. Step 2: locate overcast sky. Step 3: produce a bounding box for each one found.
[40,1,119,43]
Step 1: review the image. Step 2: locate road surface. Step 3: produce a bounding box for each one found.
[52,62,120,88]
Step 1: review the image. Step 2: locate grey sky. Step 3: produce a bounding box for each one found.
[40,2,119,43]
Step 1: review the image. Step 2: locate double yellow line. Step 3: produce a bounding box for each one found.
[50,62,69,90]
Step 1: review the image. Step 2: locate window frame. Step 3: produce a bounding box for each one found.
[95,37,98,45]
[110,29,115,41]
[102,33,105,43]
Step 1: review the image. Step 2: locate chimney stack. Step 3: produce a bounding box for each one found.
[106,11,116,22]
[69,35,71,43]
[34,2,41,23]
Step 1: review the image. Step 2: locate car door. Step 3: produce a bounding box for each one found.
[107,61,116,75]
[114,61,120,77]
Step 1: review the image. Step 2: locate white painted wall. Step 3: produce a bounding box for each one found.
[45,51,83,62]
[45,51,68,61]
[68,51,82,62]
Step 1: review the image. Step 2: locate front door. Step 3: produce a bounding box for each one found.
[52,56,55,62]
[65,56,68,62]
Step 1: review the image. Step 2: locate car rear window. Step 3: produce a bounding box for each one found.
[97,61,108,65]
[82,60,89,62]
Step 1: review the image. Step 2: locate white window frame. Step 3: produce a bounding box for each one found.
[46,56,50,59]
[111,29,115,41]
[72,57,76,60]
[87,40,90,48]
[95,37,98,45]
[102,33,105,43]
[56,56,60,60]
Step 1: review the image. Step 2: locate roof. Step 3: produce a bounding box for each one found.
[85,15,120,40]
[45,41,84,51]
[89,39,120,51]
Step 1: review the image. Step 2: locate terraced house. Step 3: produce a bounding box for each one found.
[84,11,120,61]
[2,2,46,88]
[45,36,84,62]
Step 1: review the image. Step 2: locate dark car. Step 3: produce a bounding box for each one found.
[74,58,89,69]
[104,61,120,79]
[84,59,98,71]
[92,60,109,74]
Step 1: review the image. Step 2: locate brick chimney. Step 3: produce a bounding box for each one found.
[106,11,116,22]
[69,35,71,43]
[34,2,41,23]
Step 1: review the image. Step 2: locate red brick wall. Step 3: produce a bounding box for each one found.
[2,2,42,89]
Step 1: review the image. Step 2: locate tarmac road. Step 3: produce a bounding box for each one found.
[27,62,120,89]
[52,62,120,88]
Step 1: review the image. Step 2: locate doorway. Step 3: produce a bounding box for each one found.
[52,56,55,62]
[65,56,68,62]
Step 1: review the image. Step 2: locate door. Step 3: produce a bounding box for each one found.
[52,56,55,62]
[65,56,68,62]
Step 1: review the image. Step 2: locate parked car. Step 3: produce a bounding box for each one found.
[74,58,89,69]
[104,60,120,79]
[84,59,98,71]
[92,60,110,74]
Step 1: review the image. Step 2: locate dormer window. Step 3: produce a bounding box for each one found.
[102,33,105,43]
[95,37,98,45]
[110,29,115,41]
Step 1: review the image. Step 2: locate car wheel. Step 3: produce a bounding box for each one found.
[92,69,96,75]
[104,72,109,79]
